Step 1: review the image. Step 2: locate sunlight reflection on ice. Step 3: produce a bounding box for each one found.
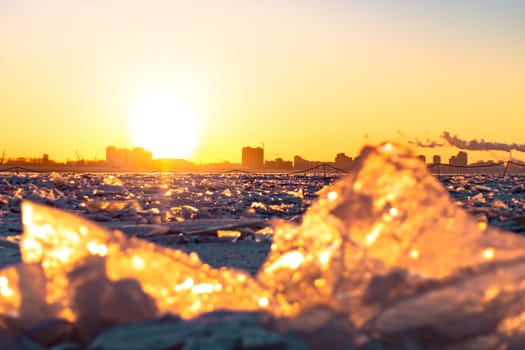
[2,143,525,349]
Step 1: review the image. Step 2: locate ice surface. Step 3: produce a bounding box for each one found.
[20,202,270,322]
[255,144,525,349]
[2,143,525,349]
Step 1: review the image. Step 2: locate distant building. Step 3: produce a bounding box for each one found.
[293,155,310,170]
[106,146,152,168]
[335,153,354,170]
[457,151,467,166]
[433,155,441,165]
[153,158,194,171]
[449,151,468,166]
[417,155,426,164]
[293,155,324,170]
[106,146,126,167]
[242,147,264,169]
[265,158,293,170]
[130,147,153,168]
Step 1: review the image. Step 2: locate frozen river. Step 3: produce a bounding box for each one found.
[3,144,525,350]
[1,172,525,237]
[1,172,525,271]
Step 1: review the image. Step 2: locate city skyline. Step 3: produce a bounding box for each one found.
[2,133,525,166]
[2,144,524,172]
[1,1,524,164]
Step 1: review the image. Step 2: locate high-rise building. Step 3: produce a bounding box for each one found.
[456,151,468,166]
[242,147,264,169]
[335,153,354,169]
[106,146,152,168]
[449,151,468,166]
[106,146,127,166]
[130,147,153,167]
[433,155,441,165]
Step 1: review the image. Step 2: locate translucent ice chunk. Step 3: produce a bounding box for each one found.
[2,142,525,349]
[11,201,271,325]
[258,142,525,344]
[85,200,141,214]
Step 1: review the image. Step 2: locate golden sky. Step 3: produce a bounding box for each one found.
[1,0,524,163]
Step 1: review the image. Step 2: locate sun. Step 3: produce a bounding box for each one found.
[129,92,200,159]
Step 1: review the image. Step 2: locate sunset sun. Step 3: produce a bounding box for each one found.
[129,93,200,159]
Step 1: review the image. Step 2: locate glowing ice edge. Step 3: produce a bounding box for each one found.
[2,142,525,348]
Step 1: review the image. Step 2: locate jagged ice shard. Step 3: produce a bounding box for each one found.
[2,143,525,348]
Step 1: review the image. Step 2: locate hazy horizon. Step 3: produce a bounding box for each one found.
[1,0,523,163]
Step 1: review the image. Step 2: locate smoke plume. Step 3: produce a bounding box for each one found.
[409,138,445,148]
[441,132,525,152]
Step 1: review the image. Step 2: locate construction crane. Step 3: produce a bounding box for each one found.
[75,150,86,165]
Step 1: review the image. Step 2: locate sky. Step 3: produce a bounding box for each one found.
[1,0,524,163]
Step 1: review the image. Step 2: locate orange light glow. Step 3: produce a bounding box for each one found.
[482,248,495,260]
